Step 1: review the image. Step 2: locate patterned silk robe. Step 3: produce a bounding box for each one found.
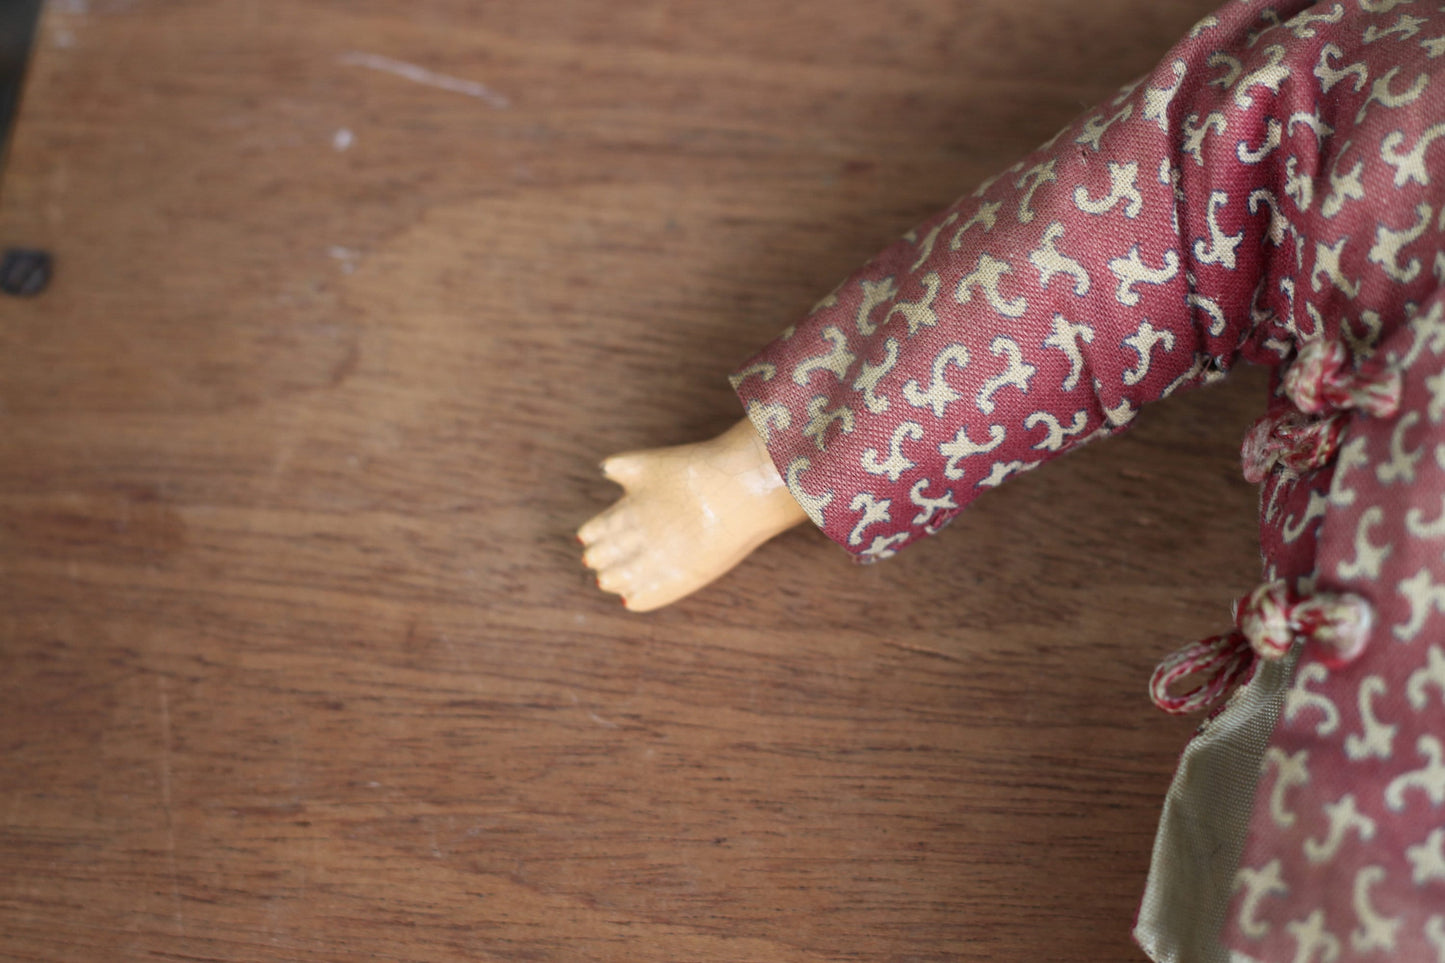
[729,2,1445,960]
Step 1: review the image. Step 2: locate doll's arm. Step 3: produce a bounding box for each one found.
[584,4,1262,609]
[579,418,806,611]
[584,1,1435,608]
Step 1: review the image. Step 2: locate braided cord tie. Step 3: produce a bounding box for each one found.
[1289,591,1374,668]
[1240,410,1347,484]
[1282,339,1402,418]
[1150,582,1375,714]
[1149,631,1256,716]
[1235,580,1297,659]
[1241,339,1402,484]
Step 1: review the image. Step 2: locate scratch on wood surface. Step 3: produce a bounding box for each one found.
[339,51,511,109]
[881,640,966,663]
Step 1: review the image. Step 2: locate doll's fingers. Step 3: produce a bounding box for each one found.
[599,453,645,487]
[581,537,637,572]
[615,585,667,613]
[597,556,675,608]
[578,501,629,545]
[592,556,683,612]
[594,563,635,600]
[612,574,689,613]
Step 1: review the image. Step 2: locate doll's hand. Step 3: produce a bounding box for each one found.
[579,418,807,611]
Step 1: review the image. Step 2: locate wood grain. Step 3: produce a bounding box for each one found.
[0,1,1261,960]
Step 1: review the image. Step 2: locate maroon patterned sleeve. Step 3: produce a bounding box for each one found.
[730,0,1343,560]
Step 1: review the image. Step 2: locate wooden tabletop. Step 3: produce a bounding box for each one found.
[0,1,1266,960]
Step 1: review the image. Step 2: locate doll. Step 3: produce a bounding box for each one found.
[580,2,1445,960]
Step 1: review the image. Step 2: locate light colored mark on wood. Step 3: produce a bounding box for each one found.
[328,245,361,274]
[339,51,511,109]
